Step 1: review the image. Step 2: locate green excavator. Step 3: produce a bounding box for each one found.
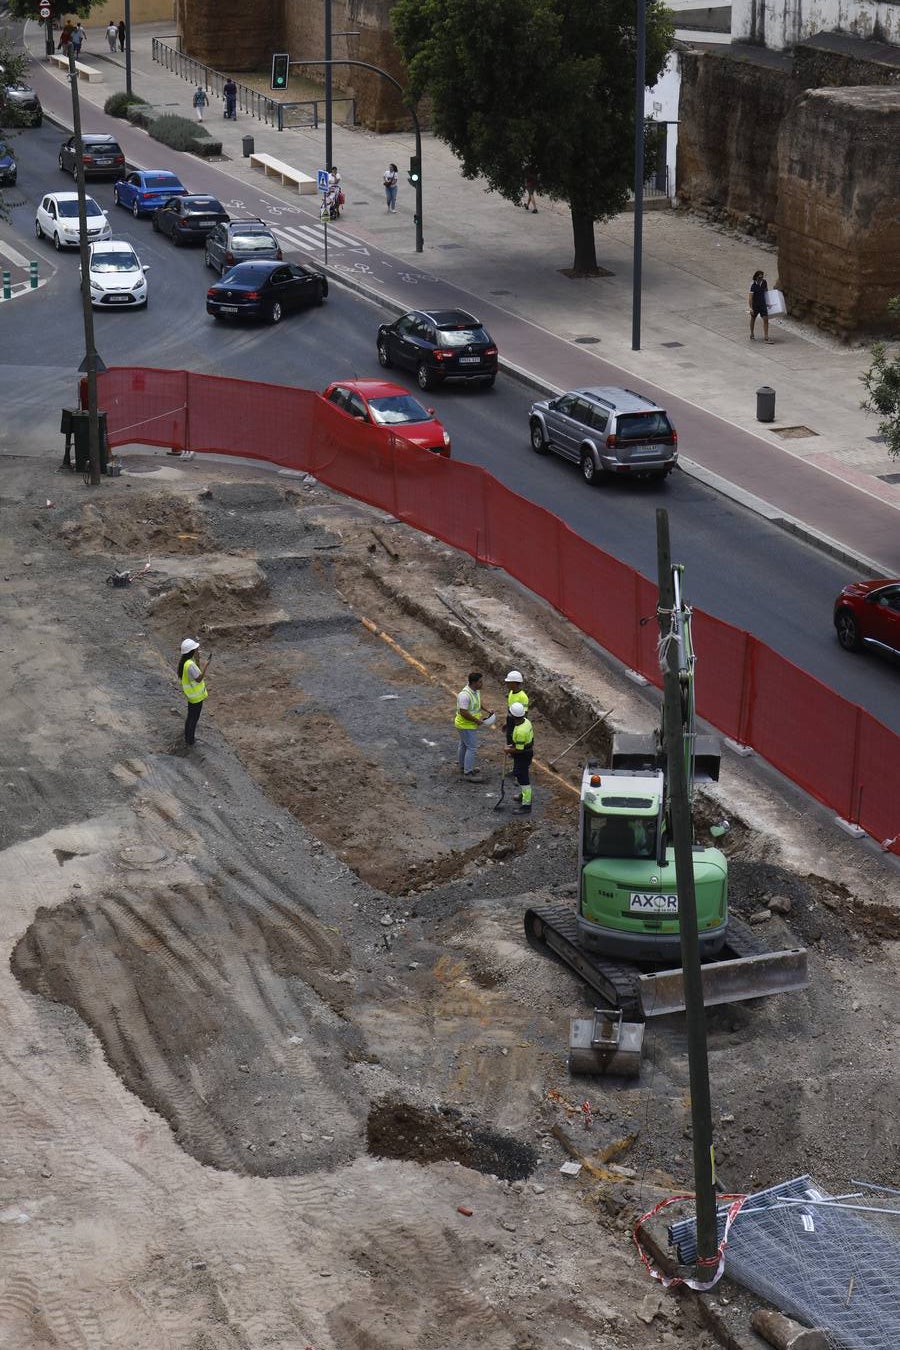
[525,559,807,1023]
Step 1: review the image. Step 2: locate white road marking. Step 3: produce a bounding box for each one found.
[0,240,33,269]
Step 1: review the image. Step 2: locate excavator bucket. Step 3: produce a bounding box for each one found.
[638,945,809,1018]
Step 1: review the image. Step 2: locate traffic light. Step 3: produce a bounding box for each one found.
[271,52,290,91]
[408,155,421,188]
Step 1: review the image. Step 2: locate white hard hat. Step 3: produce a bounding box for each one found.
[509,701,526,717]
[180,638,200,655]
[504,669,523,683]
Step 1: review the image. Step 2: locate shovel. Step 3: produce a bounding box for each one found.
[493,747,508,811]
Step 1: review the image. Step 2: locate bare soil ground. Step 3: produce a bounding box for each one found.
[1,452,898,1349]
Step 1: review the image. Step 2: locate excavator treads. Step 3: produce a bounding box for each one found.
[523,905,642,1019]
[638,942,809,1017]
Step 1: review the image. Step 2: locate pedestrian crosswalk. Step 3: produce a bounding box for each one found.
[273,221,370,259]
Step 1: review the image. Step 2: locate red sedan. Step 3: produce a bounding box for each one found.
[321,379,451,457]
[834,578,900,657]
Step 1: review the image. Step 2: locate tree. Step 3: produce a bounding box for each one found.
[391,0,674,275]
[861,297,900,460]
[5,0,105,16]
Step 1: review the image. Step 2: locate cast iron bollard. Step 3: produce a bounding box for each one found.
[30,261,39,289]
[756,385,776,423]
[2,270,10,300]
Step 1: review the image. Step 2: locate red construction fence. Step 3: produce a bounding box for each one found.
[96,366,900,854]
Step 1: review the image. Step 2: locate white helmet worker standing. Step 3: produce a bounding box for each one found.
[503,669,529,748]
[177,637,211,748]
[504,700,535,813]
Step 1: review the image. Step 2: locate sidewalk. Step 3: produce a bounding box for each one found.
[22,20,900,575]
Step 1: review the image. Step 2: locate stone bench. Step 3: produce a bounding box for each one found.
[49,52,104,82]
[248,152,316,195]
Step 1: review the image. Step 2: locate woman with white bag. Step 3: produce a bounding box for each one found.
[748,269,773,343]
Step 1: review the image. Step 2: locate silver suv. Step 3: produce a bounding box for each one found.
[204,219,282,275]
[529,386,678,484]
[0,72,43,127]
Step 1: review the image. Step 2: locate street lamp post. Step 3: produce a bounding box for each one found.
[293,57,424,252]
[124,0,132,96]
[68,48,103,485]
[632,0,646,351]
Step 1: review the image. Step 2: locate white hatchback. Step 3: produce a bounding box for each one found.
[34,191,111,251]
[82,240,149,309]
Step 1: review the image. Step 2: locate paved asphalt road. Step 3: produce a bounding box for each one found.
[3,123,898,734]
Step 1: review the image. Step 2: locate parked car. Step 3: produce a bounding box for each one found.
[204,218,282,275]
[34,191,111,251]
[114,170,188,218]
[0,140,16,186]
[0,71,42,127]
[833,579,900,658]
[81,239,148,309]
[528,386,678,484]
[206,260,327,323]
[321,379,451,457]
[58,133,126,180]
[376,308,498,391]
[153,194,229,245]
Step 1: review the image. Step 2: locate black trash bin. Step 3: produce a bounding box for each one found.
[70,410,109,473]
[242,134,255,158]
[756,385,776,423]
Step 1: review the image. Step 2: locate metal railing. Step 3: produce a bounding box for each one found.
[151,38,356,130]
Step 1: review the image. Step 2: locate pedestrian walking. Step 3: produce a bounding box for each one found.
[455,671,494,782]
[505,702,534,813]
[328,165,344,216]
[748,269,773,343]
[178,638,211,747]
[523,170,538,213]
[58,21,73,53]
[117,18,126,52]
[503,669,529,749]
[106,21,118,53]
[70,22,86,56]
[192,85,209,122]
[383,163,398,213]
[223,77,238,119]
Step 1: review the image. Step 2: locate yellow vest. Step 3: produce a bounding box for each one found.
[511,717,534,751]
[181,660,208,704]
[507,687,529,712]
[454,684,481,729]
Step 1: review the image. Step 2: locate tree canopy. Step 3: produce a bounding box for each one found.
[392,0,674,273]
[5,0,104,18]
[861,296,900,461]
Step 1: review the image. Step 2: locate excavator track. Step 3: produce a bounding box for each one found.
[524,904,644,1020]
[524,905,807,1021]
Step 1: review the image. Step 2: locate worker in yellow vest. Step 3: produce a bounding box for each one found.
[504,669,529,746]
[455,670,494,782]
[178,637,211,747]
[505,701,534,813]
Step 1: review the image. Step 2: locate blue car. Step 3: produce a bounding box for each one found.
[113,170,188,218]
[0,140,16,187]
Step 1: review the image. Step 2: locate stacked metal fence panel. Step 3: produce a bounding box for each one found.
[95,366,900,856]
[670,1177,900,1350]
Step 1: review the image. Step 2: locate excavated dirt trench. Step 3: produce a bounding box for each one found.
[4,460,899,1350]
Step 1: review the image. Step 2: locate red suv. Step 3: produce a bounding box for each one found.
[834,579,900,658]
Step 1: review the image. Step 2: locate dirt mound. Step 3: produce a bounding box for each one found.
[59,491,212,557]
[367,1099,537,1181]
[149,568,273,640]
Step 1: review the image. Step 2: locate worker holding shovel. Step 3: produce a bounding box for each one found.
[178,638,211,747]
[455,670,494,782]
[503,669,529,747]
[505,701,534,813]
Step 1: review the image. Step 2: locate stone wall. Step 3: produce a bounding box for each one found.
[174,0,283,71]
[776,86,900,332]
[731,0,900,51]
[677,46,797,237]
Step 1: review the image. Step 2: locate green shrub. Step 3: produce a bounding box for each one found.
[104,90,147,118]
[149,114,221,157]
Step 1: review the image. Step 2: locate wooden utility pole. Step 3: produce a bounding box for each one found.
[655,508,718,1274]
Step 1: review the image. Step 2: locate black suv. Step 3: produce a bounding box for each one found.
[58,133,126,179]
[0,72,43,127]
[204,218,282,275]
[376,308,498,391]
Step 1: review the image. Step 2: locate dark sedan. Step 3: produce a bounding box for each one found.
[206,261,327,323]
[834,579,900,659]
[376,307,498,391]
[153,194,229,245]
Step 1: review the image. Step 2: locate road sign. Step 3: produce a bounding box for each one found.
[39,1,51,16]
[317,170,329,193]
